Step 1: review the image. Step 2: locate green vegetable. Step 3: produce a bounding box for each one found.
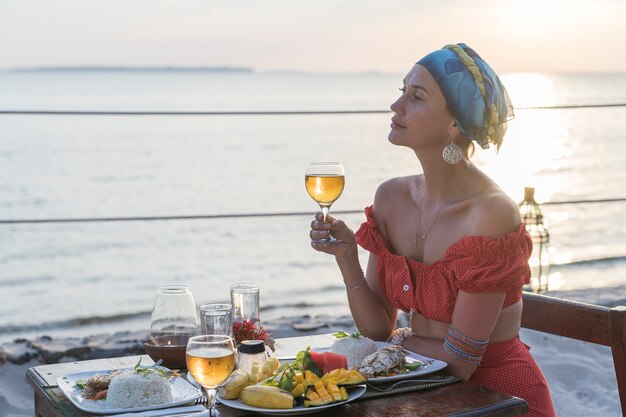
[299,347,322,377]
[132,358,167,378]
[262,346,323,388]
[405,362,422,371]
[75,379,86,389]
[332,331,362,339]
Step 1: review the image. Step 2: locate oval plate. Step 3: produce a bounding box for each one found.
[57,367,202,414]
[217,385,366,416]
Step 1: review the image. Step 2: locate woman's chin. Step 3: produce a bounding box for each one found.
[388,131,402,145]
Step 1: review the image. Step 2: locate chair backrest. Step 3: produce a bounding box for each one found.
[521,292,626,414]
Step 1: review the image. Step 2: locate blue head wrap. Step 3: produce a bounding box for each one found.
[417,43,513,150]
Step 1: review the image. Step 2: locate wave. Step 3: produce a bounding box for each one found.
[0,274,57,287]
[0,295,347,335]
[552,255,626,269]
[260,300,343,312]
[0,311,151,335]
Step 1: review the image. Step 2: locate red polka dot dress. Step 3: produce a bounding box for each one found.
[355,206,555,417]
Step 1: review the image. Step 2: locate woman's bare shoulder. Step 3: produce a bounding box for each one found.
[469,186,521,238]
[374,175,419,207]
[372,175,420,232]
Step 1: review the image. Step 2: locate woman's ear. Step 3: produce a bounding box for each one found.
[448,120,461,138]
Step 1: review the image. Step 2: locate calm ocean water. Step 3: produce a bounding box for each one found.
[0,70,625,343]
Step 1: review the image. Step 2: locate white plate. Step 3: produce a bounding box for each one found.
[315,341,447,384]
[217,385,366,416]
[57,367,202,414]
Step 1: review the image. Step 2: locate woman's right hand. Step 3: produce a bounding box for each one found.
[309,212,357,258]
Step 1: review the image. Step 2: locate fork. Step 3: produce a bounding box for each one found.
[194,396,208,406]
[366,375,457,392]
[194,395,217,417]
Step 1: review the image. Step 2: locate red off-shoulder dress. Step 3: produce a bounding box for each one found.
[355,206,555,417]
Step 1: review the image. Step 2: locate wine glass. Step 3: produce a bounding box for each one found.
[186,335,236,416]
[305,162,345,241]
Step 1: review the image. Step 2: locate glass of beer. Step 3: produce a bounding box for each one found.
[305,162,345,242]
[186,335,236,415]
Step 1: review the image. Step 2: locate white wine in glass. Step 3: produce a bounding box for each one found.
[305,162,345,241]
[186,335,236,416]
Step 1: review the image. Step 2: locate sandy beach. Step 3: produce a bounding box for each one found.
[0,321,620,417]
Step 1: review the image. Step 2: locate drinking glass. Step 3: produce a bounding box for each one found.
[186,335,236,416]
[230,283,260,326]
[200,303,232,336]
[149,285,198,343]
[305,162,345,241]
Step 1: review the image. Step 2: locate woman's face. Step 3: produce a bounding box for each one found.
[389,63,454,149]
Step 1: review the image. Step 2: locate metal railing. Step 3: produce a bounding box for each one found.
[1,198,624,225]
[1,103,625,117]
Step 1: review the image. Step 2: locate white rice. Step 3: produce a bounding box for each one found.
[106,370,173,409]
[330,336,378,369]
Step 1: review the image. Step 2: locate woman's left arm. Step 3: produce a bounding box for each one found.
[401,290,506,379]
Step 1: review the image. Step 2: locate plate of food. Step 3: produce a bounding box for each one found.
[216,350,367,416]
[319,332,448,383]
[57,361,202,414]
[217,384,366,416]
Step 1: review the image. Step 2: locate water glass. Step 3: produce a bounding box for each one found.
[200,303,232,336]
[230,283,260,325]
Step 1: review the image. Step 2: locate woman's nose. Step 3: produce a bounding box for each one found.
[390,96,403,114]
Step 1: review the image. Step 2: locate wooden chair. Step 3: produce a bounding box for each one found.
[521,292,626,414]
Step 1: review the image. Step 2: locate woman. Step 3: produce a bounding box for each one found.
[309,43,555,416]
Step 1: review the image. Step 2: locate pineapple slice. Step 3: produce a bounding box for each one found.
[249,361,260,384]
[260,357,280,380]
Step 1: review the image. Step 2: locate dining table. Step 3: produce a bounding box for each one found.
[26,333,528,417]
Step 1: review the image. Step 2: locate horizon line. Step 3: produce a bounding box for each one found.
[1,65,626,77]
[1,65,255,73]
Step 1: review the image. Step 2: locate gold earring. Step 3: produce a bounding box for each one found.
[442,140,463,164]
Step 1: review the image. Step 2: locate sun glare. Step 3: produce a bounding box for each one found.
[474,74,570,204]
[501,73,557,108]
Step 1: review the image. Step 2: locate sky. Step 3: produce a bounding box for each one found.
[1,0,625,74]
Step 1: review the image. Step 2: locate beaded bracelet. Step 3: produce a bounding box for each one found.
[443,324,489,366]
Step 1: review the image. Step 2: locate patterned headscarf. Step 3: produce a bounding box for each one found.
[417,43,513,150]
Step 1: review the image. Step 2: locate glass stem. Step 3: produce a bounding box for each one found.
[321,206,330,222]
[205,387,217,416]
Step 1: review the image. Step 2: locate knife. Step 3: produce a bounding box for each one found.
[102,405,208,417]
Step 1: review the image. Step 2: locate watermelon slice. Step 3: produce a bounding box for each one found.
[308,351,348,374]
[322,352,348,373]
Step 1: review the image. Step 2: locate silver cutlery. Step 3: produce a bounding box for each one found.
[366,375,457,392]
[103,404,208,417]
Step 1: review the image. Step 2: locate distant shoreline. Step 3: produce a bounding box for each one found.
[2,66,254,73]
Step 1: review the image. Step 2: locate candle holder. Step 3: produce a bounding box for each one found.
[146,285,198,369]
[143,335,189,369]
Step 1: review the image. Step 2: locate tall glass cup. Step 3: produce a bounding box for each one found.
[230,283,260,326]
[200,303,232,336]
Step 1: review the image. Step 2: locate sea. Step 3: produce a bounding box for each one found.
[0,69,625,344]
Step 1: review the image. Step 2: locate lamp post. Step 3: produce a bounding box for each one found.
[518,187,550,293]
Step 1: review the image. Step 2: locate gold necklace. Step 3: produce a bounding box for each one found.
[414,165,471,246]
